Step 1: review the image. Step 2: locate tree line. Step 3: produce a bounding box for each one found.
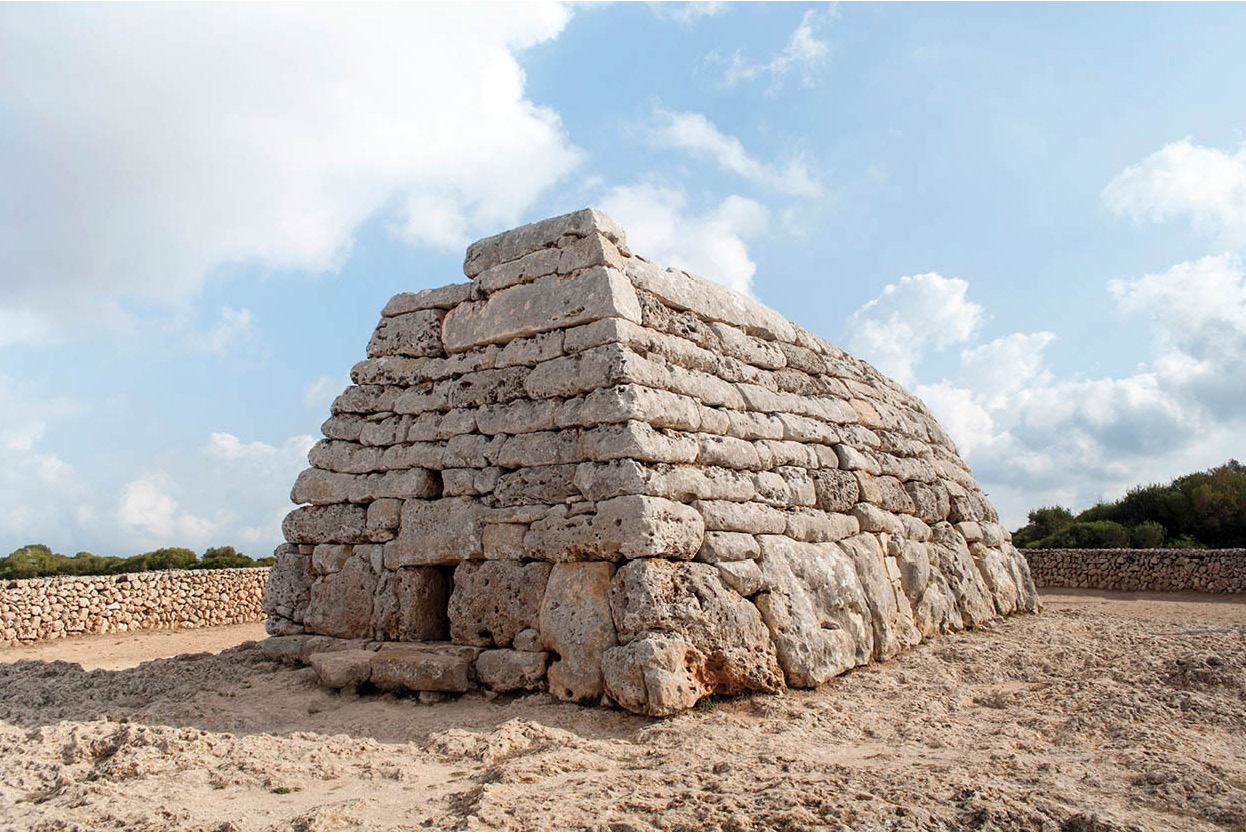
[1013,460,1246,549]
[0,544,275,580]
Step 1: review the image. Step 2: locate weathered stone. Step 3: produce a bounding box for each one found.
[383,283,472,316]
[476,649,549,692]
[368,309,444,358]
[524,495,704,562]
[601,634,713,717]
[291,468,356,505]
[754,535,874,687]
[464,208,626,278]
[372,568,450,642]
[282,504,368,545]
[310,649,376,689]
[369,644,480,692]
[609,559,784,698]
[385,498,483,567]
[444,268,642,352]
[929,523,997,627]
[539,562,617,702]
[447,560,551,647]
[811,469,860,512]
[301,554,377,639]
[693,500,787,535]
[696,530,760,563]
[366,498,402,541]
[837,534,921,661]
[513,627,543,652]
[716,559,767,597]
[308,440,381,475]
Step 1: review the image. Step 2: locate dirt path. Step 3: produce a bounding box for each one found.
[1,591,1243,831]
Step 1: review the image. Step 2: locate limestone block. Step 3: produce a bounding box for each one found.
[837,534,921,661]
[540,562,618,702]
[308,440,381,475]
[282,504,368,545]
[359,416,406,447]
[708,321,787,370]
[929,523,997,627]
[477,247,562,294]
[856,473,917,515]
[311,544,355,576]
[968,543,1020,616]
[382,283,472,316]
[494,465,580,506]
[693,500,787,535]
[724,410,785,441]
[475,398,558,436]
[556,384,703,432]
[811,469,860,512]
[601,634,712,717]
[579,421,699,465]
[696,531,760,563]
[609,559,783,694]
[332,385,398,415]
[372,567,450,642]
[494,432,582,469]
[1005,544,1040,613]
[696,434,760,470]
[717,559,767,597]
[785,508,859,543]
[369,644,480,692]
[385,498,483,567]
[368,310,444,358]
[262,548,312,625]
[482,522,527,560]
[524,495,704,562]
[757,439,821,469]
[476,649,549,692]
[370,468,441,501]
[905,480,950,524]
[955,521,984,543]
[513,628,543,652]
[851,503,904,536]
[444,268,642,352]
[321,415,364,442]
[302,554,377,639]
[753,536,873,687]
[834,444,880,474]
[310,649,376,689]
[366,498,402,541]
[442,433,504,469]
[754,468,816,508]
[497,329,566,368]
[525,344,633,400]
[447,560,551,647]
[463,208,626,278]
[557,231,628,275]
[624,258,795,343]
[291,468,357,505]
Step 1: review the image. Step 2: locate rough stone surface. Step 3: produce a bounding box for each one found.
[263,207,1041,716]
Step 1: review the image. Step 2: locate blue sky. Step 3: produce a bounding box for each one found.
[2,2,1244,557]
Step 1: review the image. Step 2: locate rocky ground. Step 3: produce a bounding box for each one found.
[0,590,1242,832]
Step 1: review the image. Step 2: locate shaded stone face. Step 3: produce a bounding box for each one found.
[265,207,1040,715]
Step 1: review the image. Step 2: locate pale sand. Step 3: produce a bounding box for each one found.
[1,591,1243,831]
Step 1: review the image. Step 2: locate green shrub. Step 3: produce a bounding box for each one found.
[1034,520,1130,549]
[1128,520,1166,548]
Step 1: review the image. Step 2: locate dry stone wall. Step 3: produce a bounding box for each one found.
[1024,548,1246,594]
[264,208,1039,716]
[1,567,269,644]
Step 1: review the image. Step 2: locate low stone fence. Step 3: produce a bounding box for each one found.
[0,567,270,644]
[1023,548,1246,594]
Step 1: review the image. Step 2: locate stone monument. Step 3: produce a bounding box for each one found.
[262,208,1039,716]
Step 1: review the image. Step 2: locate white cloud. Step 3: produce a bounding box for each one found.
[724,9,832,90]
[188,307,254,355]
[303,375,350,410]
[599,182,768,296]
[118,475,217,545]
[843,272,983,384]
[1102,139,1246,247]
[0,3,581,344]
[650,2,727,25]
[646,109,822,197]
[957,331,1056,407]
[1110,253,1246,418]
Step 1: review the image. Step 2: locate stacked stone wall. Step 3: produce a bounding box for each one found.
[1,567,269,644]
[1024,549,1246,594]
[265,208,1039,715]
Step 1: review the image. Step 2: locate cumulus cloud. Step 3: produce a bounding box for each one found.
[723,9,832,90]
[118,475,218,544]
[599,183,768,296]
[1102,139,1246,247]
[843,273,984,385]
[646,109,822,197]
[0,3,581,344]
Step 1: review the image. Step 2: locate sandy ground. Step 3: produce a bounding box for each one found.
[0,591,1243,832]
